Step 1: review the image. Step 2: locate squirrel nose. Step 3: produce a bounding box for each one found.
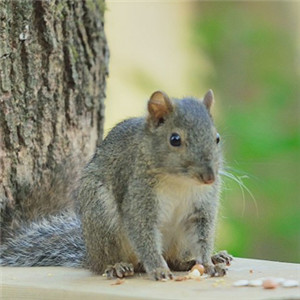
[200,167,215,184]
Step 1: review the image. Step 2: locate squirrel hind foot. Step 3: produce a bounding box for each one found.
[104,262,134,279]
[150,267,174,281]
[204,263,227,277]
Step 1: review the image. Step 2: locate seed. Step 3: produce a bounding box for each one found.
[263,279,278,289]
[248,279,263,287]
[233,280,249,287]
[282,280,299,288]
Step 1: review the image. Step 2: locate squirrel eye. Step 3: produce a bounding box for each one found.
[170,133,181,147]
[216,133,220,144]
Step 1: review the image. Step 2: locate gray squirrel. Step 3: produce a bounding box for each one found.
[0,90,232,280]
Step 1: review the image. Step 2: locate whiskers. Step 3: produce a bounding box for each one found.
[219,168,258,217]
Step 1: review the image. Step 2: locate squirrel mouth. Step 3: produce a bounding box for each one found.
[192,171,216,185]
[193,176,215,185]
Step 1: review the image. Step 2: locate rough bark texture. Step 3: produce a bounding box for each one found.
[0,0,109,238]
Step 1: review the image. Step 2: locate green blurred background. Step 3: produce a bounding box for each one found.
[105,1,300,263]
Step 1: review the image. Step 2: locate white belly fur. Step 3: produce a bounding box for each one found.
[155,174,210,259]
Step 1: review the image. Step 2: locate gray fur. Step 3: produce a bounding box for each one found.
[1,91,226,280]
[77,92,224,278]
[0,212,85,267]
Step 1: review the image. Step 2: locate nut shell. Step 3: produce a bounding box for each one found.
[191,264,205,275]
[189,269,201,279]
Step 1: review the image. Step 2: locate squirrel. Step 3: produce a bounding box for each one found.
[0,90,232,280]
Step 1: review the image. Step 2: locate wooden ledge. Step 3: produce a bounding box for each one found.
[1,258,299,300]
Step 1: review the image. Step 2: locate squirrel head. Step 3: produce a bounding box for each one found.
[145,90,221,185]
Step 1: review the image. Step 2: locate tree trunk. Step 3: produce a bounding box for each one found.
[0,0,109,237]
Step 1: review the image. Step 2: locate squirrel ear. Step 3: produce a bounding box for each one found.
[203,89,214,112]
[148,91,173,123]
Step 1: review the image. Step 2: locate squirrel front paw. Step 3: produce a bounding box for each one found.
[151,267,174,281]
[202,250,232,277]
[105,262,134,279]
[211,250,233,266]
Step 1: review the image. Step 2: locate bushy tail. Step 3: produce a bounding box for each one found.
[0,212,86,267]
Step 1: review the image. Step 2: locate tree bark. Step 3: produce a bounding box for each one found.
[0,0,109,236]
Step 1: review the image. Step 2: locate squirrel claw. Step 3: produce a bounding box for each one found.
[105,262,134,279]
[151,267,173,281]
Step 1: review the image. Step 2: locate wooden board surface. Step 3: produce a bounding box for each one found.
[1,258,299,300]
